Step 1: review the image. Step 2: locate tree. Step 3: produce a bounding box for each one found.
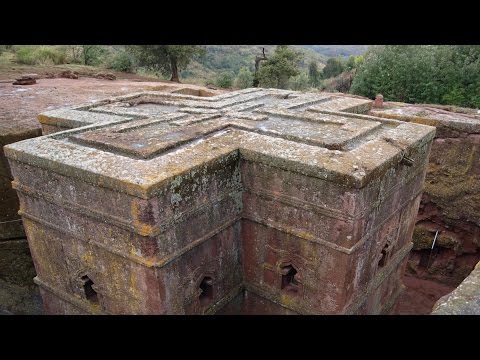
[128,45,205,82]
[108,50,135,73]
[350,45,480,108]
[257,45,302,89]
[69,46,82,64]
[308,61,320,87]
[345,55,364,71]
[253,47,268,87]
[82,45,107,66]
[235,67,254,89]
[322,57,345,79]
[350,46,436,103]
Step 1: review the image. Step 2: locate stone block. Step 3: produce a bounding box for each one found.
[5,89,435,314]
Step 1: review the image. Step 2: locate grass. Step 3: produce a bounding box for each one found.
[0,51,15,66]
[15,46,66,65]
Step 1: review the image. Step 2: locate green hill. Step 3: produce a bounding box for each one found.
[181,45,328,85]
[301,45,370,58]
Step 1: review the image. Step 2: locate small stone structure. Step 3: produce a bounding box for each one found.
[371,106,480,288]
[58,70,79,79]
[374,94,384,109]
[5,89,435,314]
[12,74,38,86]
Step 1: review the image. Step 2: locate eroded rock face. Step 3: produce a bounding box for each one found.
[58,70,79,79]
[371,106,480,290]
[5,89,435,314]
[0,103,42,314]
[12,77,36,86]
[94,73,116,81]
[432,261,480,315]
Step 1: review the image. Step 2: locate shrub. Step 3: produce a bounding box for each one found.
[215,71,234,88]
[107,50,134,72]
[234,66,254,89]
[289,72,309,91]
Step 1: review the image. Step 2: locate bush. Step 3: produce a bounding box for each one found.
[16,46,66,65]
[322,57,345,79]
[215,71,234,88]
[322,71,354,93]
[289,72,310,91]
[107,50,134,72]
[234,66,254,89]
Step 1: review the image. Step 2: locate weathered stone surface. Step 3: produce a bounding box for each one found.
[0,278,43,315]
[58,70,79,79]
[13,78,36,86]
[371,105,480,290]
[6,89,435,314]
[94,73,116,81]
[217,289,298,314]
[0,238,43,315]
[371,105,480,138]
[432,260,480,314]
[0,239,36,285]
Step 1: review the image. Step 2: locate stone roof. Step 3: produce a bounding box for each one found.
[5,89,436,198]
[371,105,480,134]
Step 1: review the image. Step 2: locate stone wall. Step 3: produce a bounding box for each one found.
[371,106,480,289]
[0,116,42,313]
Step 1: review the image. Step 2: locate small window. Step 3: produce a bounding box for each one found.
[378,244,389,268]
[199,276,213,306]
[281,265,299,293]
[81,275,98,304]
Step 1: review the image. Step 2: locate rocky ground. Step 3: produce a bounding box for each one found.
[0,77,221,134]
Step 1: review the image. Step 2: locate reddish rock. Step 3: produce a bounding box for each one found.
[12,78,36,85]
[94,72,116,80]
[12,74,38,85]
[374,94,384,108]
[58,70,79,79]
